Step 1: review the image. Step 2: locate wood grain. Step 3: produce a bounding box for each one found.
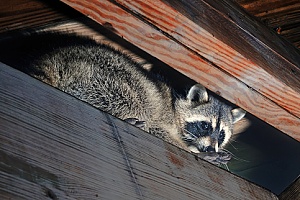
[117,0,300,118]
[58,0,300,141]
[0,63,278,199]
[0,0,80,33]
[234,0,300,48]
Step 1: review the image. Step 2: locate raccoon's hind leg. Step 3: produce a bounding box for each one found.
[124,118,146,130]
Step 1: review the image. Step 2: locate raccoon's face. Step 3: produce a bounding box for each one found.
[176,84,246,153]
[182,109,236,153]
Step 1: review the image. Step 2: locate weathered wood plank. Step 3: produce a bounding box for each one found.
[0,64,142,199]
[0,63,278,199]
[59,0,300,141]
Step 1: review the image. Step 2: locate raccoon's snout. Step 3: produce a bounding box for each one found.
[205,146,215,152]
[203,142,219,152]
[184,121,225,153]
[195,136,220,153]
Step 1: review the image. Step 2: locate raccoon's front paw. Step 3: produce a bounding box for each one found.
[124,118,146,130]
[196,151,232,165]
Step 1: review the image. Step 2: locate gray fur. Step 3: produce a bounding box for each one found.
[0,32,246,153]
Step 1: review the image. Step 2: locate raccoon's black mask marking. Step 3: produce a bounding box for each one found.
[185,121,212,138]
[184,120,226,150]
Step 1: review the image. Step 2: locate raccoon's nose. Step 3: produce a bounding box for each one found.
[206,146,215,152]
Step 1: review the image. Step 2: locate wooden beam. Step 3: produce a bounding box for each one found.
[235,0,300,49]
[0,63,278,199]
[0,0,80,33]
[58,0,300,140]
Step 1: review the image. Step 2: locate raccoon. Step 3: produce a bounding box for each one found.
[0,32,245,156]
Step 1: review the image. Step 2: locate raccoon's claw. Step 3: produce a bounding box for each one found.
[196,151,232,165]
[124,118,146,130]
[212,152,231,165]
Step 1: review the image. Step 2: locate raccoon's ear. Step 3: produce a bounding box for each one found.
[187,84,209,104]
[231,108,246,123]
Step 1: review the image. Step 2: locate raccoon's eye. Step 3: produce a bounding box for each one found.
[200,121,210,130]
[218,130,225,145]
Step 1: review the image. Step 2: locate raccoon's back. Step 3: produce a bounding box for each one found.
[0,32,161,120]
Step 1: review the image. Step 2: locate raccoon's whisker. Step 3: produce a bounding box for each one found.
[219,148,232,155]
[183,128,198,139]
[223,163,230,171]
[229,137,239,143]
[219,148,250,163]
[227,140,239,150]
[232,156,250,163]
[219,148,238,159]
[227,138,250,161]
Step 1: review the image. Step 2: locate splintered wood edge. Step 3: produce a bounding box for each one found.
[0,62,278,199]
[58,0,300,141]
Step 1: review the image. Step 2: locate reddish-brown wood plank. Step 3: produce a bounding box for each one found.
[59,0,300,141]
[115,0,300,118]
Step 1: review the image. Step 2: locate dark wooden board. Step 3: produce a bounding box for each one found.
[0,63,278,199]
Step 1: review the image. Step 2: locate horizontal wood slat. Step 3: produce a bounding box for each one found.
[0,0,80,33]
[59,0,300,141]
[234,0,300,49]
[0,63,278,199]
